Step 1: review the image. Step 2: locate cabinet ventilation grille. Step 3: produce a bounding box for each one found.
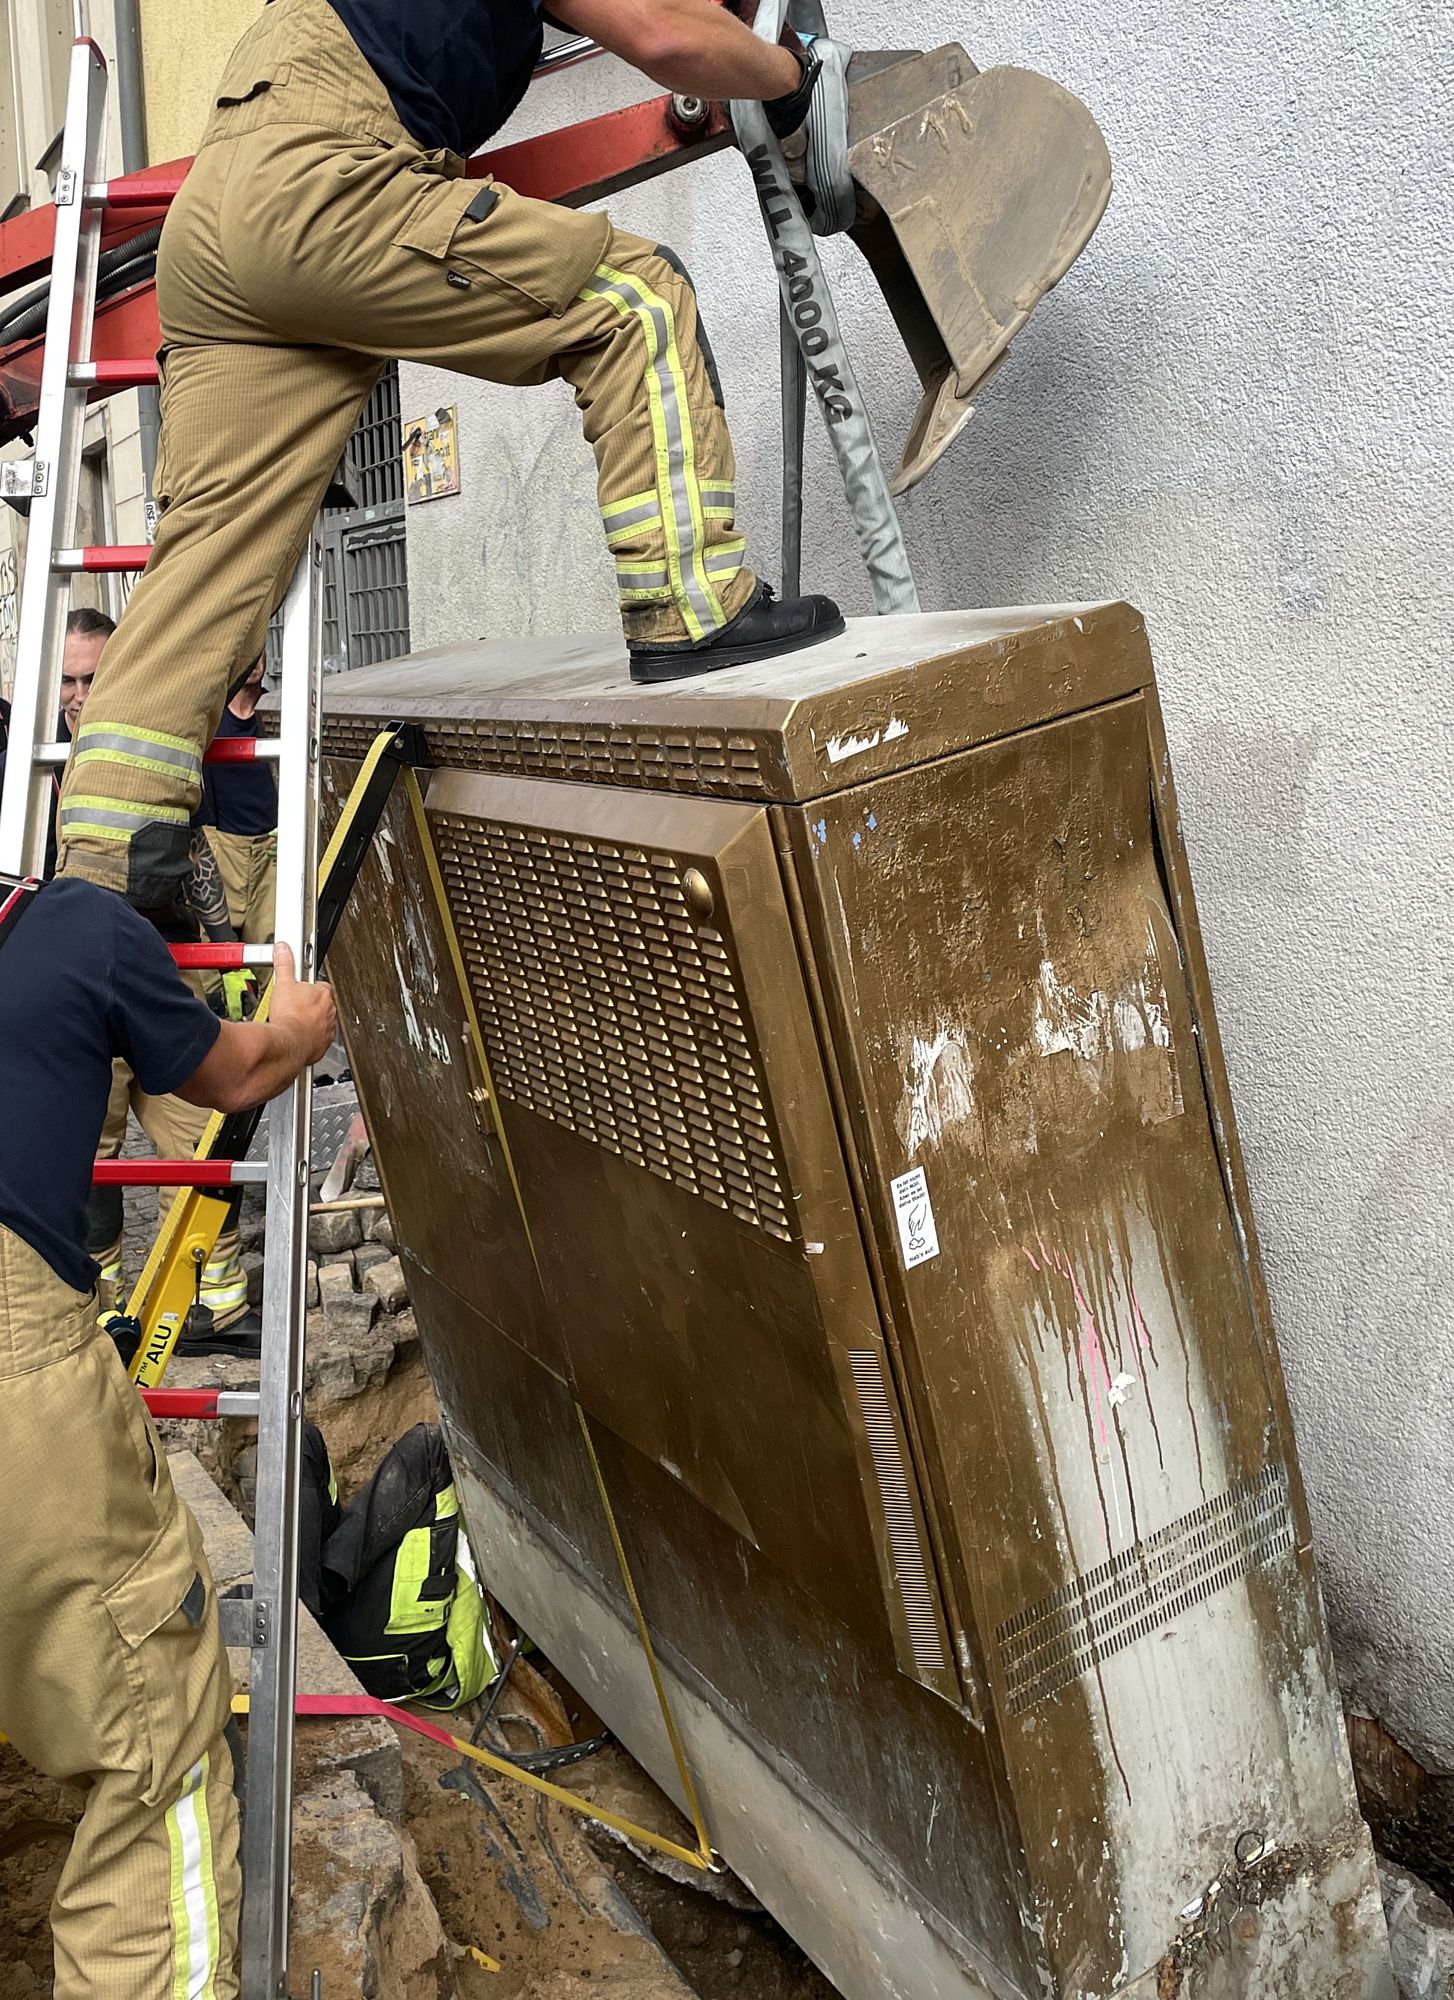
[996,1464,1295,1714]
[326,715,770,796]
[848,1350,948,1678]
[435,814,793,1242]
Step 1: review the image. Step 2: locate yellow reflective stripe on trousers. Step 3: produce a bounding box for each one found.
[74,722,202,785]
[59,794,192,841]
[705,538,746,577]
[605,507,663,548]
[165,1754,220,2000]
[582,264,725,642]
[615,556,670,596]
[601,488,659,529]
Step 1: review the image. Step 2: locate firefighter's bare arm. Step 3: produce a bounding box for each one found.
[175,942,337,1113]
[549,0,803,101]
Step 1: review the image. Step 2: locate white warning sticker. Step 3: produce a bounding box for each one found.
[890,1167,940,1269]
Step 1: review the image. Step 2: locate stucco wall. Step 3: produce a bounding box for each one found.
[138,0,254,161]
[400,3,1454,1768]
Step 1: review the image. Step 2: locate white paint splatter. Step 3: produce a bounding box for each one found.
[824,716,909,764]
[1033,960,1172,1062]
[896,1027,976,1154]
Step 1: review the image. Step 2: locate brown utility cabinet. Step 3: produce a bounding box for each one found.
[321,604,1393,2000]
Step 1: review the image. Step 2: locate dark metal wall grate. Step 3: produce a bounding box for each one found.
[346,364,405,511]
[995,1464,1296,1714]
[343,522,409,668]
[434,814,795,1241]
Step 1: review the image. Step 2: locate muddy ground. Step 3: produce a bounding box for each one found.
[0,1701,836,1999]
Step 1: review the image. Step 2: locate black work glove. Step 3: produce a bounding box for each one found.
[764,28,822,140]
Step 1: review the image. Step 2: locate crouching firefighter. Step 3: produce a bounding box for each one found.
[0,872,335,2000]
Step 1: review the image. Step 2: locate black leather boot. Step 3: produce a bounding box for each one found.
[628,583,844,684]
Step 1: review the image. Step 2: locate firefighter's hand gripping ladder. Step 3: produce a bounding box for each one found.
[0,37,320,1998]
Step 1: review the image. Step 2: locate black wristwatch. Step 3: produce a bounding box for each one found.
[764,27,822,140]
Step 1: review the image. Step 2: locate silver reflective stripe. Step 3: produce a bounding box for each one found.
[618,565,670,592]
[74,729,202,777]
[60,801,161,831]
[705,543,746,575]
[702,486,736,513]
[583,269,724,638]
[603,497,662,536]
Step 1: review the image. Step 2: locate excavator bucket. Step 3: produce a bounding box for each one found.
[840,47,1113,494]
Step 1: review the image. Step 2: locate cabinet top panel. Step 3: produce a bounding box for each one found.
[320,602,1152,804]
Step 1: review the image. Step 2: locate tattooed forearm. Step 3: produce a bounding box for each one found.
[185,829,237,943]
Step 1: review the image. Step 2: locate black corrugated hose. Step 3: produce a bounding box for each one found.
[0,224,163,350]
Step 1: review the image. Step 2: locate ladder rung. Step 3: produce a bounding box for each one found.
[33,733,281,768]
[85,174,183,209]
[205,735,281,764]
[170,942,273,970]
[93,1159,268,1187]
[142,1388,261,1420]
[54,544,151,573]
[70,357,160,389]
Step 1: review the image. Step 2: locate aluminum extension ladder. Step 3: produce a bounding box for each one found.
[0,35,321,2000]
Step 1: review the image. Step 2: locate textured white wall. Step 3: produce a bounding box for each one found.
[401,3,1454,1767]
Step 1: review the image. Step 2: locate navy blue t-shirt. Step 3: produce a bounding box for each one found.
[323,0,545,156]
[198,707,277,838]
[0,880,221,1292]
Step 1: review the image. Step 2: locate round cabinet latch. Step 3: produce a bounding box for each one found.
[682,868,715,921]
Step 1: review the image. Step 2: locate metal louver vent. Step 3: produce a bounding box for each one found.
[996,1464,1296,1714]
[434,814,794,1241]
[848,1350,949,1678]
[325,715,770,796]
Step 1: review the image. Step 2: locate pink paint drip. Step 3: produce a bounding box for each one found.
[1063,1259,1114,1450]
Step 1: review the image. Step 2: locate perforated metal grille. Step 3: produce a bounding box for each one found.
[434,814,794,1240]
[996,1465,1295,1715]
[849,1351,948,1677]
[324,714,771,798]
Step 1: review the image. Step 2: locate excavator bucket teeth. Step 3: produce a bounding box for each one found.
[842,50,1113,494]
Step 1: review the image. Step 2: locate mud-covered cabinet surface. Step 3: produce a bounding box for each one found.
[320,606,1394,2000]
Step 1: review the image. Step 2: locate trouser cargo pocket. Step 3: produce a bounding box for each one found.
[392,174,611,317]
[102,1501,218,1807]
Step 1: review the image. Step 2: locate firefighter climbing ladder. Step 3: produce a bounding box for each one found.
[0,33,717,2000]
[0,37,317,1996]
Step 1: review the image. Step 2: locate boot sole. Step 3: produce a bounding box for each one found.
[629,614,846,684]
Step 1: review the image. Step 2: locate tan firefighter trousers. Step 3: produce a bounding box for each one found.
[0,1224,240,1999]
[204,827,277,944]
[56,0,753,900]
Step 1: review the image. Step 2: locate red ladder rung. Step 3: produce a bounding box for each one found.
[204,736,281,764]
[93,1159,267,1187]
[170,943,273,970]
[87,172,187,209]
[141,1389,261,1420]
[69,358,160,388]
[53,544,151,573]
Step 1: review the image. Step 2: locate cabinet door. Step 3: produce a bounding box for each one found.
[423,768,959,1702]
[790,696,1343,1988]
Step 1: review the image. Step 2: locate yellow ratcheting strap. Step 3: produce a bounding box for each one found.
[405,764,715,1869]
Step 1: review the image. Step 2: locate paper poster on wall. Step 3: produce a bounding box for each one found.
[404,406,461,504]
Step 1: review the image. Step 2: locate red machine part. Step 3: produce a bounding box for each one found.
[0,50,737,440]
